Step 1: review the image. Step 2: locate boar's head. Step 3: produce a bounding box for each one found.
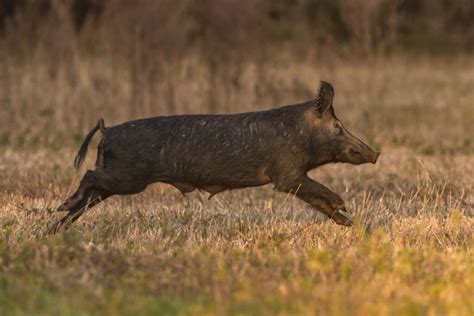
[311,81,380,165]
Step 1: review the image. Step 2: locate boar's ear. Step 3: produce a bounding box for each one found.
[314,81,334,117]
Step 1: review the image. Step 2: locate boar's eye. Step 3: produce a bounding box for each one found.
[334,122,343,134]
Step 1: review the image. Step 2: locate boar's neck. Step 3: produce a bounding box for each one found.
[294,102,337,170]
[265,101,334,171]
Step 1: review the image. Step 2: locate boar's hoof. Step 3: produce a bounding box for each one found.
[47,220,64,235]
[331,211,353,226]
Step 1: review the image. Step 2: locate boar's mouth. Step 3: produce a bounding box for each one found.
[350,148,380,164]
[344,136,380,165]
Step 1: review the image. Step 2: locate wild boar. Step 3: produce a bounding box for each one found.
[49,81,380,233]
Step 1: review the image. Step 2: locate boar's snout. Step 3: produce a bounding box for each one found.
[333,119,380,166]
[343,137,380,165]
[355,145,379,165]
[373,151,381,164]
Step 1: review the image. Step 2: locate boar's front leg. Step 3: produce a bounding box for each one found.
[275,175,352,226]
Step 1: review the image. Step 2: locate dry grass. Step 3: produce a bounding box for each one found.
[0,55,473,315]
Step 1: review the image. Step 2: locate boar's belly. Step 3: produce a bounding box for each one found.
[158,149,272,188]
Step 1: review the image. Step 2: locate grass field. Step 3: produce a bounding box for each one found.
[0,55,473,315]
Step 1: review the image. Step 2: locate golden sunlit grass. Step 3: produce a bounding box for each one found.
[0,55,473,315]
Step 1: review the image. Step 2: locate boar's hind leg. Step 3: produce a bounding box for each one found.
[49,189,109,234]
[56,170,114,212]
[49,170,114,234]
[274,175,352,226]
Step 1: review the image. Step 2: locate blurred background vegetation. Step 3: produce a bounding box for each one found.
[1,0,472,57]
[1,0,473,55]
[0,0,472,149]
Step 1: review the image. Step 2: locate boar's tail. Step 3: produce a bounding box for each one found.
[74,118,106,169]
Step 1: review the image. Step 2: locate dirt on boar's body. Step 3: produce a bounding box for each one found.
[49,81,380,234]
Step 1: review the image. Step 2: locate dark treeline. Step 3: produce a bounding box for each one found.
[1,0,473,60]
